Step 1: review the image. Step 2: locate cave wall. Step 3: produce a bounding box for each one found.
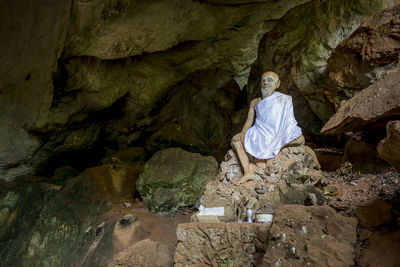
[1,0,399,181]
[249,0,400,134]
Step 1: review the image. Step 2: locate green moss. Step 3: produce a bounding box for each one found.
[136,148,217,213]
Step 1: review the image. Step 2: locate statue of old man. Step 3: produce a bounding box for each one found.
[232,71,304,185]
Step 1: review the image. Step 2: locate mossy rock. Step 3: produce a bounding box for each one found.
[136,148,218,213]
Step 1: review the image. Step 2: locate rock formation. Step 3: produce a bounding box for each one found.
[321,5,400,171]
[262,205,358,266]
[174,222,270,266]
[321,65,400,135]
[136,148,218,213]
[326,4,400,106]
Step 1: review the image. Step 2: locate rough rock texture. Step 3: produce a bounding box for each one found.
[378,121,400,172]
[110,239,172,267]
[200,145,325,222]
[136,148,218,213]
[321,65,400,135]
[0,167,187,266]
[326,4,400,106]
[0,0,72,181]
[262,204,358,266]
[250,0,398,134]
[174,222,270,266]
[0,178,111,266]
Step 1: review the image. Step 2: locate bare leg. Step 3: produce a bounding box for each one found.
[231,133,256,185]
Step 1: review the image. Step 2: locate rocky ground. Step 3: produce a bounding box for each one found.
[324,167,400,267]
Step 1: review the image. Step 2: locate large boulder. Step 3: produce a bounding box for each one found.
[378,121,400,172]
[321,65,400,135]
[262,204,358,266]
[136,148,218,213]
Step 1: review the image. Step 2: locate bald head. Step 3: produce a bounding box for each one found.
[261,71,279,80]
[261,71,280,98]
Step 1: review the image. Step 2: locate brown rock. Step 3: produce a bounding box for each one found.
[378,120,400,171]
[321,65,400,135]
[72,163,142,201]
[355,200,393,229]
[358,230,400,267]
[110,239,172,267]
[326,5,400,104]
[344,140,389,172]
[174,222,270,266]
[262,204,357,266]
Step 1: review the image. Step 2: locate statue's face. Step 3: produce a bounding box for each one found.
[261,73,280,98]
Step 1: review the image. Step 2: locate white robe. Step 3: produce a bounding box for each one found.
[244,91,302,159]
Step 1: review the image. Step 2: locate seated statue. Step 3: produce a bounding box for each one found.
[232,71,304,185]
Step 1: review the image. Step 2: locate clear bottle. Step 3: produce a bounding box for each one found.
[246,208,253,223]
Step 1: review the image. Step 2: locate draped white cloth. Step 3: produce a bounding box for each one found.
[244,92,302,159]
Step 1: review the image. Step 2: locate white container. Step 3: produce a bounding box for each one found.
[255,213,273,223]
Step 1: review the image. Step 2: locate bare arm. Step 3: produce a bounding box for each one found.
[241,98,260,134]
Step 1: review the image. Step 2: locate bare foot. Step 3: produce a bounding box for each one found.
[235,174,256,186]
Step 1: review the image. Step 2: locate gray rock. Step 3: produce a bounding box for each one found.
[136,148,218,213]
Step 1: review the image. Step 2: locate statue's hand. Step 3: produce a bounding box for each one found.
[233,132,245,143]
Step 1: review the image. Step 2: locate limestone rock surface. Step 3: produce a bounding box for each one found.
[136,148,218,213]
[174,222,270,266]
[321,65,400,135]
[262,204,358,266]
[0,0,71,181]
[378,121,400,172]
[326,4,400,105]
